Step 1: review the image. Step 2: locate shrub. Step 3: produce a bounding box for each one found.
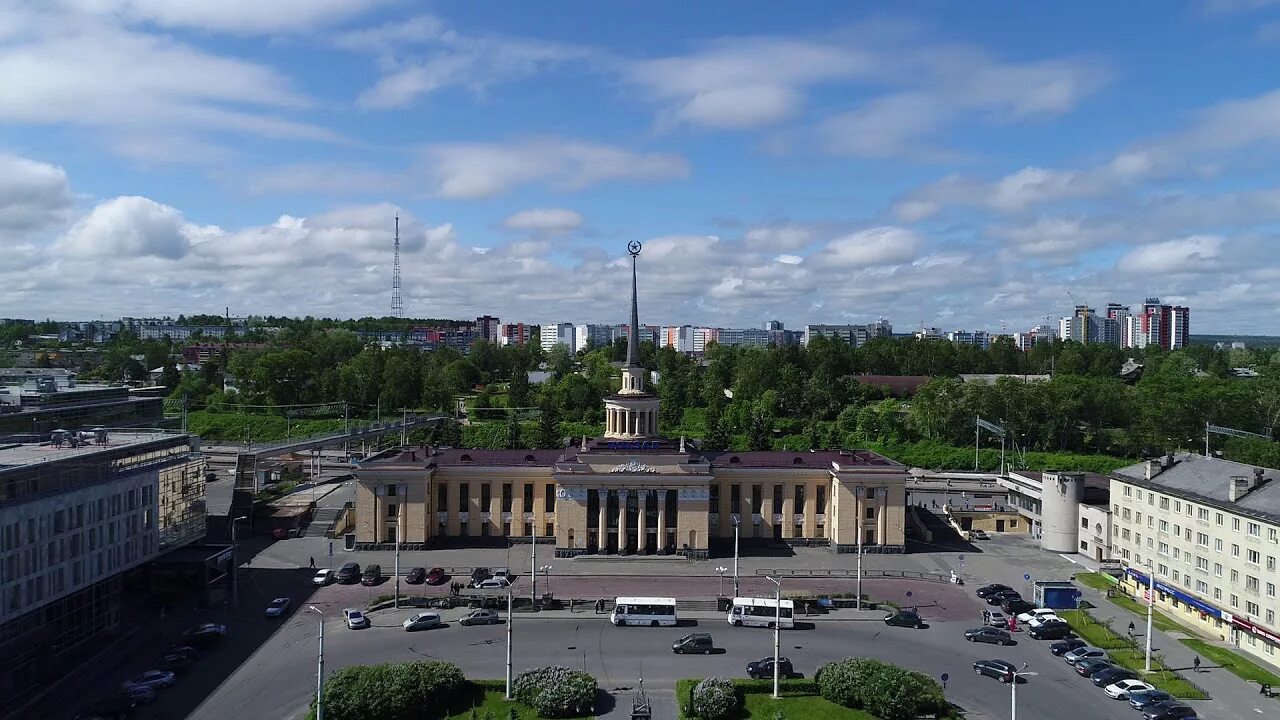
[512,666,597,718]
[817,658,946,720]
[318,660,465,720]
[690,677,738,720]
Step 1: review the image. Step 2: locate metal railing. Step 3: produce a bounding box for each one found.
[754,568,951,583]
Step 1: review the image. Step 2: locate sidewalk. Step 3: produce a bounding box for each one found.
[1078,586,1276,720]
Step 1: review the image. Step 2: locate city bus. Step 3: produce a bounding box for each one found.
[728,596,795,629]
[610,597,678,627]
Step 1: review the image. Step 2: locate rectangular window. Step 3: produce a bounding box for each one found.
[1196,556,1209,571]
[1248,522,1261,537]
[751,485,762,514]
[1246,576,1260,593]
[481,522,490,537]
[1196,580,1208,593]
[459,483,469,510]
[816,486,826,515]
[709,484,720,512]
[731,484,741,514]
[437,485,448,513]
[795,485,805,513]
[1160,497,1169,510]
[1233,544,1241,558]
[546,484,556,513]
[1215,538,1223,552]
[386,484,397,497]
[1233,518,1241,531]
[1267,583,1276,598]
[481,484,491,510]
[1248,549,1261,565]
[1247,601,1260,615]
[1159,520,1169,532]
[386,503,397,518]
[502,484,512,513]
[1124,486,1132,497]
[1082,518,1089,529]
[524,483,533,512]
[503,521,511,536]
[1232,569,1240,583]
[772,484,783,512]
[1174,501,1181,512]
[865,507,875,520]
[1214,563,1223,577]
[1268,556,1277,572]
[1197,533,1209,547]
[1198,508,1209,521]
[545,522,554,538]
[866,487,877,500]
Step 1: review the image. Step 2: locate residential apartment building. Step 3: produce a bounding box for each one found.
[1102,303,1129,347]
[539,323,576,354]
[574,324,619,351]
[947,330,992,350]
[0,430,206,702]
[1133,298,1191,351]
[803,320,893,348]
[499,323,533,347]
[914,327,944,341]
[1109,453,1280,668]
[474,316,500,344]
[661,325,696,353]
[715,327,771,348]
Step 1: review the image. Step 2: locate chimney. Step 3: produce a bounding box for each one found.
[1145,460,1160,481]
[1229,476,1250,503]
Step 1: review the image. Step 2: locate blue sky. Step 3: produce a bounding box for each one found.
[4,0,1280,334]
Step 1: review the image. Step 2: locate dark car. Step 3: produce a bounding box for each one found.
[182,623,226,647]
[1074,658,1116,677]
[336,562,361,584]
[158,652,194,672]
[1002,599,1036,616]
[165,645,198,661]
[965,627,1015,645]
[1090,667,1139,687]
[1029,621,1072,640]
[361,564,382,586]
[1143,701,1197,719]
[426,567,450,585]
[987,590,1021,605]
[976,584,1014,599]
[672,632,715,654]
[405,567,426,584]
[116,687,157,705]
[972,659,1026,683]
[74,696,135,720]
[1050,638,1088,656]
[1129,689,1174,710]
[470,567,493,586]
[746,656,799,680]
[884,610,924,628]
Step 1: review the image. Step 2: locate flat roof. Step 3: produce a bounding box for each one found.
[0,430,191,470]
[1113,453,1280,525]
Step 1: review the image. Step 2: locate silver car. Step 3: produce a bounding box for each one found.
[460,609,500,626]
[1063,646,1108,665]
[122,670,175,691]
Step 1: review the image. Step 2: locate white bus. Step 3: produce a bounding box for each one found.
[728,596,795,629]
[610,596,678,627]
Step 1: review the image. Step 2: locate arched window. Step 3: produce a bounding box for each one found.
[460,454,472,462]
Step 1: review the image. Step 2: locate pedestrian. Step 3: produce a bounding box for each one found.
[1128,621,1136,635]
[309,556,315,569]
[1193,655,1201,672]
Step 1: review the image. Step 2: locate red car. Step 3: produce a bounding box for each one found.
[425,567,450,586]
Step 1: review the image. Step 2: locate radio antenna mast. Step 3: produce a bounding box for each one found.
[391,215,403,318]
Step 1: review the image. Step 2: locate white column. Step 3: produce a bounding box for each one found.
[656,490,667,553]
[598,488,608,553]
[651,409,658,435]
[618,489,629,553]
[637,490,648,553]
[879,486,888,546]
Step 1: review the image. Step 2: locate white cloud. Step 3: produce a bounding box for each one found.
[502,208,584,234]
[71,0,386,34]
[744,224,813,251]
[820,93,947,158]
[1117,236,1226,274]
[58,196,192,259]
[775,254,803,264]
[420,139,689,199]
[816,227,922,267]
[0,153,73,232]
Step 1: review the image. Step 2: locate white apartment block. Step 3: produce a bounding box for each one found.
[661,325,695,353]
[539,323,576,354]
[1109,453,1280,668]
[947,330,992,350]
[914,327,944,341]
[574,324,618,351]
[716,327,770,348]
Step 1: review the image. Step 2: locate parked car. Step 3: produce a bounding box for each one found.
[884,610,925,628]
[1128,690,1174,710]
[970,529,990,540]
[493,567,511,582]
[265,597,291,618]
[336,562,361,584]
[460,609,500,626]
[183,623,226,647]
[1050,638,1088,656]
[1028,621,1072,640]
[157,652,193,673]
[976,584,1013,599]
[672,633,715,655]
[425,567,450,585]
[972,659,1025,683]
[343,608,370,629]
[75,696,136,720]
[470,567,493,585]
[1027,615,1063,629]
[1090,667,1139,687]
[402,612,443,631]
[982,610,1007,627]
[476,577,511,589]
[1105,678,1155,699]
[1016,608,1058,624]
[122,670,175,691]
[1074,658,1117,678]
[987,590,1021,605]
[964,627,1015,645]
[405,567,427,584]
[1143,701,1197,719]
[312,569,335,586]
[1002,599,1036,616]
[361,564,382,586]
[746,656,799,680]
[117,686,158,705]
[1063,646,1108,665]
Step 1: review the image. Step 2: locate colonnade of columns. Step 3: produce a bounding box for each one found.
[605,406,659,436]
[595,487,671,554]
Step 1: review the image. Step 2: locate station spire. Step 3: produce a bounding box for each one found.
[626,240,641,367]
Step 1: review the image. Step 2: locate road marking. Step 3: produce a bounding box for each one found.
[1059,554,1080,566]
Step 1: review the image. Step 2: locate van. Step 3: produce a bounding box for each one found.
[361,564,382,586]
[672,633,714,655]
[402,612,442,631]
[336,562,361,584]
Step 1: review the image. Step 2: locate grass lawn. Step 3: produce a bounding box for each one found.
[1071,575,1183,633]
[1181,639,1280,686]
[1074,572,1117,591]
[445,686,593,720]
[739,693,878,719]
[1058,610,1208,699]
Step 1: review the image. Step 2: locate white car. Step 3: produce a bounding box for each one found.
[476,577,511,589]
[1016,608,1057,624]
[982,610,1007,627]
[265,597,291,618]
[1026,614,1062,628]
[343,608,369,629]
[403,612,442,631]
[1104,678,1154,699]
[312,569,334,585]
[122,670,175,691]
[970,529,990,540]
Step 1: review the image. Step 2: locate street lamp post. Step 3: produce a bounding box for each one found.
[1144,561,1155,672]
[539,564,553,596]
[765,575,782,699]
[231,515,247,608]
[716,566,728,597]
[309,606,325,720]
[855,486,864,610]
[1010,663,1037,720]
[732,515,741,597]
[505,591,514,700]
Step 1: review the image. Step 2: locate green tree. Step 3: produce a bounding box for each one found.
[546,343,574,381]
[507,368,532,409]
[746,407,772,451]
[441,359,482,395]
[535,398,563,449]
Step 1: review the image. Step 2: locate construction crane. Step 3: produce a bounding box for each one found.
[1065,290,1088,344]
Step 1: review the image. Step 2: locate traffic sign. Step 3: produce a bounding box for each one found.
[1024,573,1031,581]
[329,541,334,557]
[906,591,913,598]
[958,555,965,561]
[940,673,949,682]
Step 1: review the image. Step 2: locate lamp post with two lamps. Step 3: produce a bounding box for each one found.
[1009,663,1037,720]
[765,575,782,699]
[732,515,741,597]
[716,566,728,597]
[539,564,553,596]
[308,606,325,720]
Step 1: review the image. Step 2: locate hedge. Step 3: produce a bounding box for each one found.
[689,677,738,720]
[511,666,597,717]
[816,658,948,720]
[677,679,818,718]
[315,660,465,720]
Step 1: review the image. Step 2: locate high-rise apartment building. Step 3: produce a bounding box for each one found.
[499,323,532,347]
[474,315,500,344]
[539,323,576,354]
[1134,299,1191,350]
[804,320,893,347]
[574,324,618,351]
[947,330,992,350]
[1103,304,1129,347]
[661,325,696,353]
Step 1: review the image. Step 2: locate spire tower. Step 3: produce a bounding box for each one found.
[391,215,403,318]
[604,241,660,439]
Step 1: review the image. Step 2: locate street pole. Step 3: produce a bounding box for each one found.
[1011,664,1036,720]
[733,518,740,597]
[856,488,864,610]
[394,533,401,610]
[505,591,514,700]
[1145,564,1155,672]
[309,606,325,720]
[531,522,538,606]
[766,575,781,699]
[231,515,247,608]
[716,567,727,597]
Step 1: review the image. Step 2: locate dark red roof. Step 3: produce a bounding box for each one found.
[702,449,900,469]
[430,448,565,467]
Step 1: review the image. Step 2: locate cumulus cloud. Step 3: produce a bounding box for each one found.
[744,224,813,252]
[1117,236,1226,274]
[502,208,583,234]
[815,227,922,267]
[73,0,386,34]
[58,196,192,259]
[0,153,73,232]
